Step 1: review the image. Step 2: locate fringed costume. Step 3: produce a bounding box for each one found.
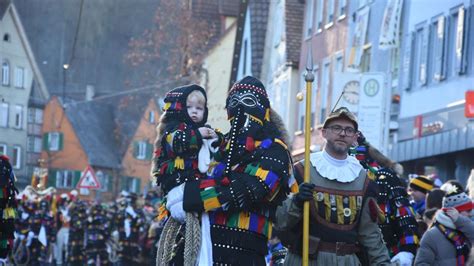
[352,135,419,259]
[180,76,291,265]
[67,200,87,266]
[0,155,18,262]
[85,204,110,265]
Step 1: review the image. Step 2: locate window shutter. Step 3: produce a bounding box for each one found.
[58,133,64,150]
[133,141,139,159]
[73,171,82,187]
[136,178,141,194]
[121,176,128,191]
[402,32,415,90]
[47,169,57,187]
[108,175,113,192]
[419,25,430,85]
[433,16,446,81]
[455,7,467,74]
[43,133,50,151]
[146,143,153,160]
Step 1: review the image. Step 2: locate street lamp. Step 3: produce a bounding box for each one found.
[62,64,69,101]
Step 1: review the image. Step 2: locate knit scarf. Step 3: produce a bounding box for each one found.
[434,221,471,266]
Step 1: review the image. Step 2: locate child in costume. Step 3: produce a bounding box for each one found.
[152,84,221,195]
[416,186,474,265]
[152,84,222,265]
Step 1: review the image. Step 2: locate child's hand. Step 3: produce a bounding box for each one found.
[199,127,216,139]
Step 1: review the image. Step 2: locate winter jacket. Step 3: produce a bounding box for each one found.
[416,211,474,265]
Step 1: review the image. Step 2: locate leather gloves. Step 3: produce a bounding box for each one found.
[294,182,315,208]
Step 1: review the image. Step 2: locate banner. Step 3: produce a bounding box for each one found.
[348,6,370,67]
[379,0,404,50]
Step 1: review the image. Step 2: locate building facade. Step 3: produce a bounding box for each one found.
[390,0,474,184]
[0,2,49,188]
[292,0,350,158]
[261,0,304,143]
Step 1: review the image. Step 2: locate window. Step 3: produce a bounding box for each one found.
[0,144,6,155]
[133,141,152,160]
[14,67,25,88]
[335,53,344,72]
[0,103,8,127]
[28,108,35,123]
[122,176,141,193]
[447,11,458,78]
[12,146,21,169]
[27,136,42,153]
[13,105,23,129]
[315,0,324,32]
[96,171,110,192]
[148,111,155,123]
[320,62,330,123]
[35,109,43,124]
[338,0,347,19]
[360,45,372,72]
[304,0,315,37]
[432,16,446,82]
[326,0,335,27]
[3,33,9,42]
[2,61,9,86]
[56,170,74,188]
[391,47,400,82]
[411,27,424,87]
[44,132,63,151]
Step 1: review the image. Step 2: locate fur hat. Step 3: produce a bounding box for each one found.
[163,84,208,126]
[409,175,434,194]
[442,184,474,212]
[226,76,270,122]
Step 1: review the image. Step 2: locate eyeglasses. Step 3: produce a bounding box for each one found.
[325,125,357,136]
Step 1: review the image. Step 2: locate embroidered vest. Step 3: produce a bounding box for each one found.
[296,161,369,244]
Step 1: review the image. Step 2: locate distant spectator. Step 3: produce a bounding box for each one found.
[409,175,434,217]
[441,179,465,193]
[423,208,438,228]
[416,187,474,265]
[426,188,446,210]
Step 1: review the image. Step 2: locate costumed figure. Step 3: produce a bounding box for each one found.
[28,198,56,265]
[54,193,71,266]
[84,203,110,265]
[274,107,391,265]
[67,200,88,266]
[0,155,18,264]
[160,76,292,265]
[13,194,36,265]
[116,192,145,265]
[351,132,419,266]
[152,84,222,265]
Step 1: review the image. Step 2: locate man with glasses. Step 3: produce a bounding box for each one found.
[274,107,390,265]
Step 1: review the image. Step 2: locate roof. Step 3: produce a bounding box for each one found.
[0,0,10,18]
[65,101,120,169]
[249,0,270,79]
[285,0,304,65]
[218,0,239,16]
[63,91,152,169]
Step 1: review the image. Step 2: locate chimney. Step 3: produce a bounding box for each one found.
[85,85,95,101]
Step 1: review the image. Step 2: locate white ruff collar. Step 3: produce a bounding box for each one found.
[309,151,363,183]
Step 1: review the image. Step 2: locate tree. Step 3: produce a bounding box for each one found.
[124,0,218,89]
